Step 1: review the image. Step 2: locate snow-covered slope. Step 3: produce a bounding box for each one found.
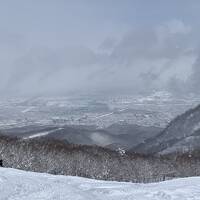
[133,104,200,154]
[0,168,200,200]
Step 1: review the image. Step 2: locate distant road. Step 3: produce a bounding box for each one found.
[94,108,128,119]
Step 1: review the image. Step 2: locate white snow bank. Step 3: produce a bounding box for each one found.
[0,167,200,200]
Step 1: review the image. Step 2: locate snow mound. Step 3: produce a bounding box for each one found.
[0,168,200,200]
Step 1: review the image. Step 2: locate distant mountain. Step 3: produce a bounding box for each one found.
[132,104,200,155]
[1,123,162,151]
[104,122,162,150]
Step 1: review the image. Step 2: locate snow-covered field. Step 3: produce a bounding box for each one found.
[0,92,199,130]
[0,168,200,200]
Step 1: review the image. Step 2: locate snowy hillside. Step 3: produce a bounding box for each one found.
[0,168,200,200]
[133,104,200,154]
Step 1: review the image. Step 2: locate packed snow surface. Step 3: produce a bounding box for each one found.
[0,168,200,200]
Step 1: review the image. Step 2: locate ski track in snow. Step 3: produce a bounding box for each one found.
[0,168,200,200]
[23,128,63,140]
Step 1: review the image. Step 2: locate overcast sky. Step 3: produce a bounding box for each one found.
[0,0,200,96]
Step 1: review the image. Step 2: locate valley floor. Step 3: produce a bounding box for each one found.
[0,168,200,200]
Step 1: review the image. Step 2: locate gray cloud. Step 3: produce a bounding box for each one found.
[0,1,199,96]
[186,54,200,94]
[1,20,199,96]
[90,20,197,95]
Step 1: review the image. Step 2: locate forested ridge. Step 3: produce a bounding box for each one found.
[0,134,200,183]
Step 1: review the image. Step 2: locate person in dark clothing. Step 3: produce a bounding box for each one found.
[0,160,3,167]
